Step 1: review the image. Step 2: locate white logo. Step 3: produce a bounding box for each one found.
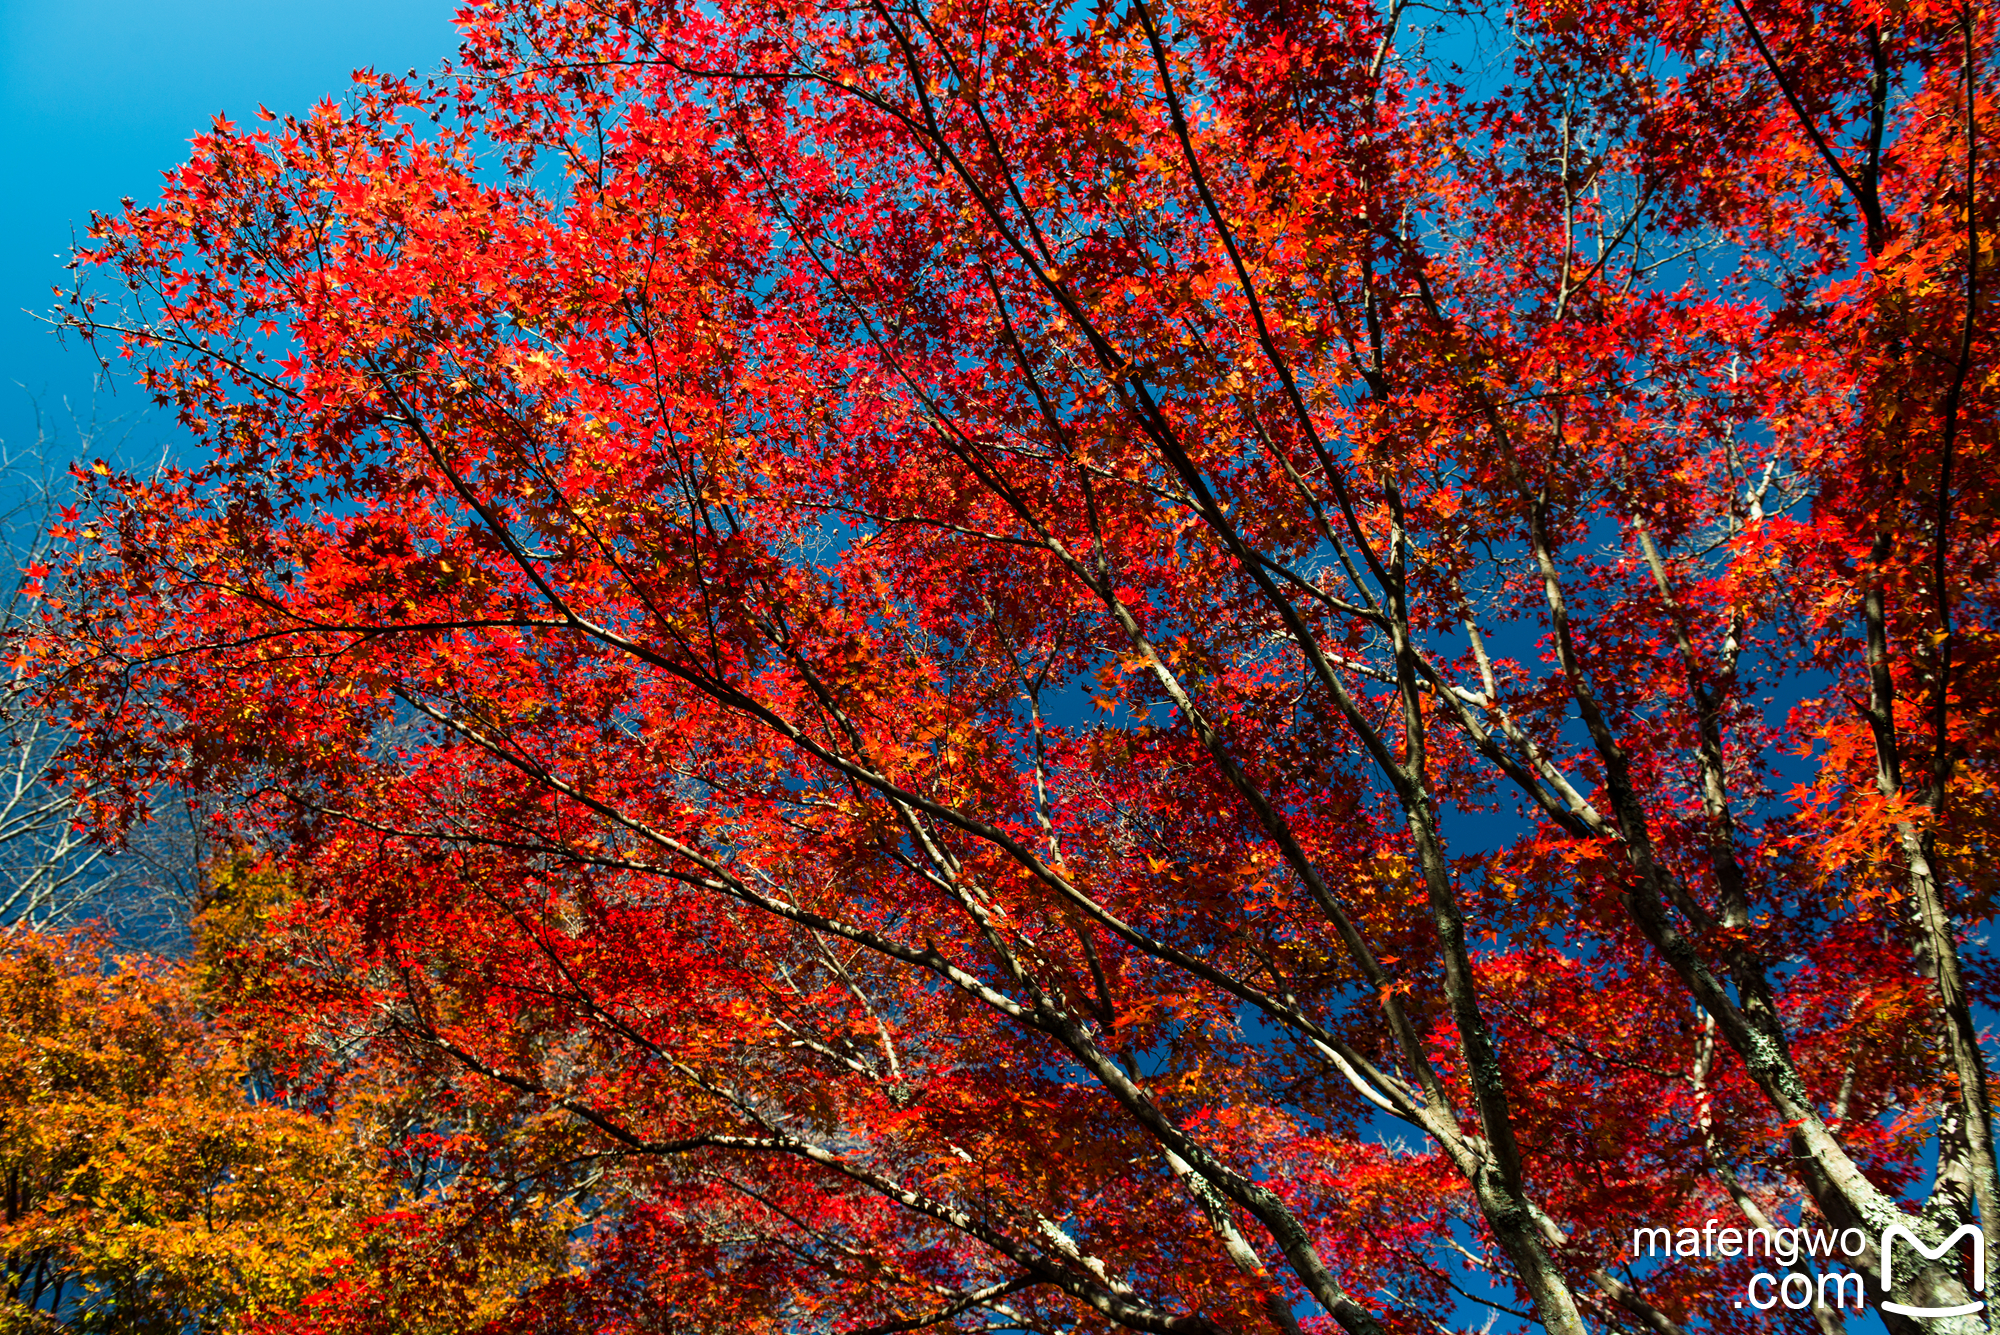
[1880,1224,1985,1319]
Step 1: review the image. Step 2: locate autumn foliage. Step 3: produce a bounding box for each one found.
[0,862,584,1332]
[23,0,2000,1330]
[0,895,378,1330]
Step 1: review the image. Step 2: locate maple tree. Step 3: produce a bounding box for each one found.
[0,907,378,1331]
[24,0,2000,1330]
[0,860,581,1333]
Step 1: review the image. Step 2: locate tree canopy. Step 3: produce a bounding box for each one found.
[0,879,377,1331]
[25,0,2000,1331]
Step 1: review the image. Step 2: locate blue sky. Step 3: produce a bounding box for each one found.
[0,0,458,493]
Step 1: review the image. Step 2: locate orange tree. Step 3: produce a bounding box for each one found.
[29,0,2000,1330]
